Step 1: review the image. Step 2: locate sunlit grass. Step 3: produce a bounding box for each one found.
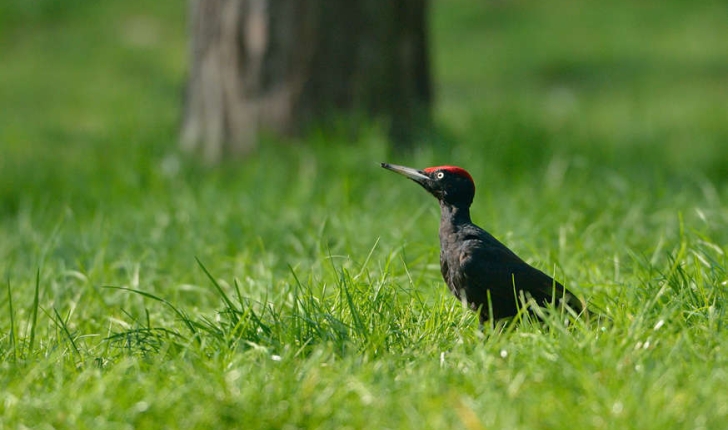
[1,0,728,428]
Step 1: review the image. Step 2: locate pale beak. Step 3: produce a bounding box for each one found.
[380,163,429,183]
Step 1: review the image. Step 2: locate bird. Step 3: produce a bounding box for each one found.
[381,162,585,323]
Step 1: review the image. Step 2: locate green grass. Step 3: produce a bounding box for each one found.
[2,0,728,428]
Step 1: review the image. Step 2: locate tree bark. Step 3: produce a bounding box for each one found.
[181,0,431,163]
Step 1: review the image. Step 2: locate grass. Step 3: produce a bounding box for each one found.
[2,0,728,428]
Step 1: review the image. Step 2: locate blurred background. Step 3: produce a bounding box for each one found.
[1,0,726,226]
[3,3,728,427]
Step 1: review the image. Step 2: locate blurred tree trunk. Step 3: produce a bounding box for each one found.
[181,0,432,163]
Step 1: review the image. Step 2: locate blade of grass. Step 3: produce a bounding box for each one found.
[7,276,17,362]
[196,257,237,313]
[27,268,40,356]
[288,265,303,341]
[51,307,82,361]
[339,270,365,338]
[355,236,380,280]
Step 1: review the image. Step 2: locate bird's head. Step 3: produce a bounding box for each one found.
[381,163,475,207]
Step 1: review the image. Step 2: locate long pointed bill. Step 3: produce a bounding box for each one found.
[380,162,429,182]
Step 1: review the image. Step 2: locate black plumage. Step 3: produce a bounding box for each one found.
[381,162,584,322]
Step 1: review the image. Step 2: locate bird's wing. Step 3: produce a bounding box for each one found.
[457,239,531,298]
[457,236,581,312]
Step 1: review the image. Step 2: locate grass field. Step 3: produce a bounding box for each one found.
[2,0,728,428]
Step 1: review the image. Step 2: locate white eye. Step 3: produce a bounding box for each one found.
[436,172,445,179]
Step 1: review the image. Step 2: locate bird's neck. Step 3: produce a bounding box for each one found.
[439,201,472,228]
